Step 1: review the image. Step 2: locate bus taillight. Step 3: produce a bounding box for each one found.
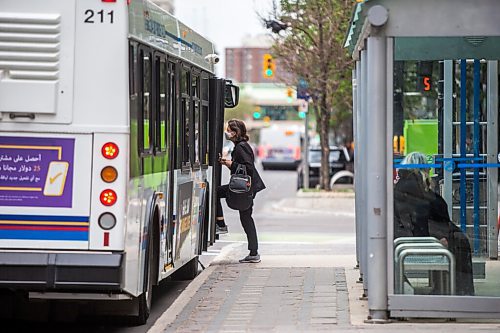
[101,166,118,183]
[102,142,119,159]
[100,189,117,206]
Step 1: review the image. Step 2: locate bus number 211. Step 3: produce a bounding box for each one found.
[84,10,114,24]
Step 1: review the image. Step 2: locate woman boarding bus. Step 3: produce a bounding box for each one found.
[0,0,237,324]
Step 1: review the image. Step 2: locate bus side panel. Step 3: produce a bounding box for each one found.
[123,176,144,297]
[123,170,168,296]
[173,170,194,267]
[190,171,204,257]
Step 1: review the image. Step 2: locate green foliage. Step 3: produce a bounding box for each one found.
[271,0,354,189]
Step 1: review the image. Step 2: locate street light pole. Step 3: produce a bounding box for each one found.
[303,101,310,189]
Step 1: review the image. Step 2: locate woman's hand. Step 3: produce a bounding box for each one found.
[439,237,448,248]
[219,158,232,168]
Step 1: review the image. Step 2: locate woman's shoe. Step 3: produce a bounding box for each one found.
[239,254,261,263]
[216,225,228,234]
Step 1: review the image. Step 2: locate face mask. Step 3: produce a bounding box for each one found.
[224,131,234,140]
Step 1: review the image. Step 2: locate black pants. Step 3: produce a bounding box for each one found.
[217,185,258,254]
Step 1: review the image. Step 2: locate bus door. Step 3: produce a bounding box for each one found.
[202,78,227,249]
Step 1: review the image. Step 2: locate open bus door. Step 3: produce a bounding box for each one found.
[202,79,239,251]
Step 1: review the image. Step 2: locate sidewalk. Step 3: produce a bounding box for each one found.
[148,191,500,333]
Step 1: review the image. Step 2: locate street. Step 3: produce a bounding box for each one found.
[218,167,356,258]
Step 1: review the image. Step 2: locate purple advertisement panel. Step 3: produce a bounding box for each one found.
[0,136,75,208]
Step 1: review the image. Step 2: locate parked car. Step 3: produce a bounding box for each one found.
[297,146,352,189]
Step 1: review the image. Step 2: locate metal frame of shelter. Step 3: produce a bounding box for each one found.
[345,0,500,321]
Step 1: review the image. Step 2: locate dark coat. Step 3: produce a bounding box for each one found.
[230,141,266,194]
[394,169,474,295]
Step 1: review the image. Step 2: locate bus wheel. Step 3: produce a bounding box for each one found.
[130,221,157,325]
[171,257,199,281]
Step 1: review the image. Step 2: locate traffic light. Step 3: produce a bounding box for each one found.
[286,87,293,103]
[262,53,275,79]
[253,106,262,119]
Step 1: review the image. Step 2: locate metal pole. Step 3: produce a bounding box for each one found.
[473,59,480,255]
[353,66,360,269]
[487,60,498,259]
[366,36,388,321]
[385,37,394,296]
[443,60,453,219]
[304,104,310,189]
[459,59,467,234]
[360,49,369,297]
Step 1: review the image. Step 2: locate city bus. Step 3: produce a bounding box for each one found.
[0,0,237,324]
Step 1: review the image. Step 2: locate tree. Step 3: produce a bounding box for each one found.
[268,0,353,189]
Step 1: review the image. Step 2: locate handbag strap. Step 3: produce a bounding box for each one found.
[235,164,247,175]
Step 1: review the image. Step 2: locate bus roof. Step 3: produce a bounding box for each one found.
[129,0,216,73]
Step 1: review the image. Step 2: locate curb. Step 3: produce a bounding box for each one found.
[297,190,355,198]
[147,243,241,333]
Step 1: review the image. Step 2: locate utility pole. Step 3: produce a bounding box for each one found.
[303,102,310,189]
[298,99,310,188]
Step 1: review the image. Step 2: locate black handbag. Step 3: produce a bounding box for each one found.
[226,165,253,211]
[228,165,251,193]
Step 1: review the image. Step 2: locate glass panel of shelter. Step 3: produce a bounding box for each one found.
[392,59,500,297]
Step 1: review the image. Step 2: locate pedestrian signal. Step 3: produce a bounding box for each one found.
[416,61,433,93]
[262,53,275,79]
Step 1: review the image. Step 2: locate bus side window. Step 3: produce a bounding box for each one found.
[129,42,141,177]
[155,54,167,154]
[140,47,153,155]
[181,67,191,165]
[168,61,177,169]
[192,73,200,165]
[200,74,209,165]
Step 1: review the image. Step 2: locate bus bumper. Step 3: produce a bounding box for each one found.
[0,252,123,291]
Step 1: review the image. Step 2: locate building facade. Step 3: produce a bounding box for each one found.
[226,47,284,84]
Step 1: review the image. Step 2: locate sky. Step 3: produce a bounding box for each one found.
[175,0,278,76]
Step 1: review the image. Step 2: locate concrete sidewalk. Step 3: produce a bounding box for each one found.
[148,191,500,332]
[149,244,500,333]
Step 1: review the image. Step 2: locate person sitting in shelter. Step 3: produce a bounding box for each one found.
[394,152,474,296]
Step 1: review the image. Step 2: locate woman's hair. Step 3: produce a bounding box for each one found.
[402,151,427,165]
[227,119,249,142]
[401,152,430,191]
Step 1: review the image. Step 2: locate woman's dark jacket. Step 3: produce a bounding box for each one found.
[230,140,266,194]
[394,169,474,295]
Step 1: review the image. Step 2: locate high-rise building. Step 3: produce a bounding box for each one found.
[152,0,175,14]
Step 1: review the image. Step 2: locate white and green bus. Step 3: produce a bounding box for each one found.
[0,0,237,323]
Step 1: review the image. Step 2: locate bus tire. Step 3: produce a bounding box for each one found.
[171,257,199,281]
[130,212,159,325]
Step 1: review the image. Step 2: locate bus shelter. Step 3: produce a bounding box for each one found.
[345,0,500,320]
